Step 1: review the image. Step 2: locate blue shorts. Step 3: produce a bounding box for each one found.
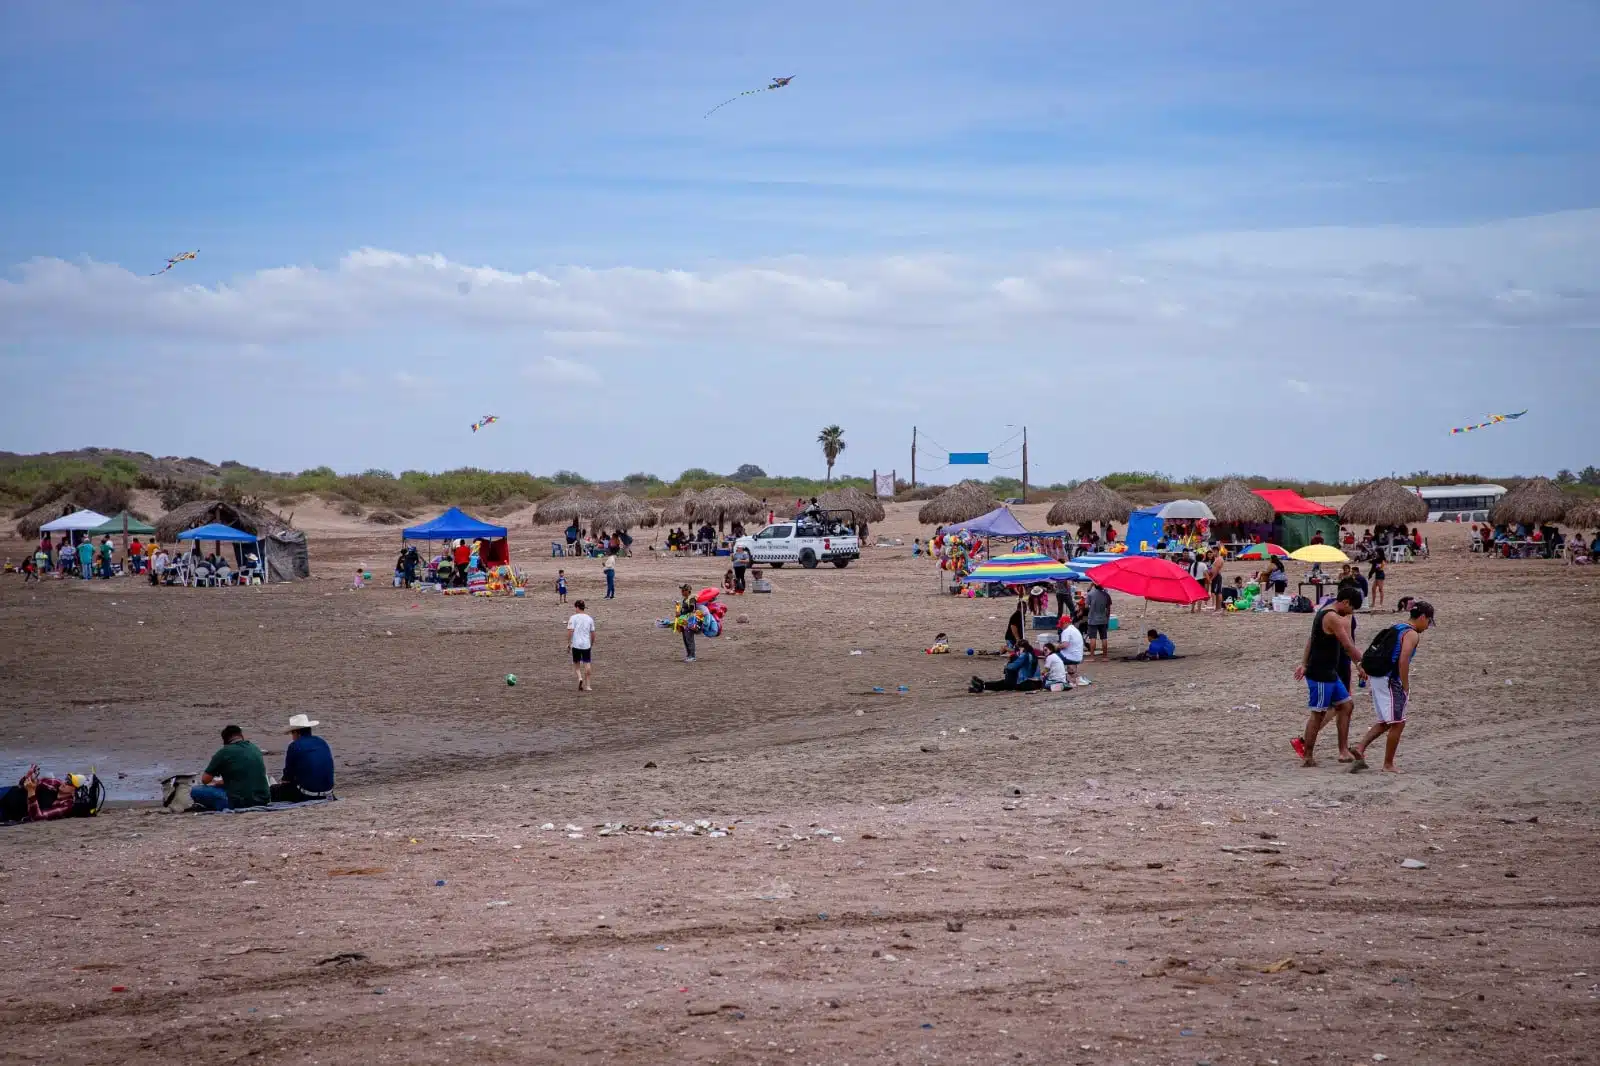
[1305,678,1350,710]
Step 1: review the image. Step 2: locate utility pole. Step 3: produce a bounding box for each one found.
[910,426,917,489]
[1021,426,1029,504]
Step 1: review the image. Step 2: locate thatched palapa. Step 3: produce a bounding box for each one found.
[534,489,599,526]
[1045,479,1135,527]
[918,481,996,526]
[658,490,699,525]
[1339,479,1428,527]
[1564,500,1600,530]
[154,499,310,580]
[1489,477,1575,527]
[15,497,80,540]
[692,485,765,526]
[1203,479,1275,525]
[591,494,658,531]
[817,485,885,524]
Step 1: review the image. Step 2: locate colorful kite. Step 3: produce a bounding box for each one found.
[704,75,794,118]
[149,250,198,276]
[1449,410,1528,435]
[471,415,500,433]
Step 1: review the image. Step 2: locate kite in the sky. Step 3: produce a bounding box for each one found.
[471,415,500,433]
[149,250,198,276]
[704,75,794,118]
[1449,410,1527,435]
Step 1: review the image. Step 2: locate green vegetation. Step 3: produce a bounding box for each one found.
[3,449,1595,520]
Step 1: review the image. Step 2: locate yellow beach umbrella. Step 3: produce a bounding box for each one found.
[1288,544,1349,563]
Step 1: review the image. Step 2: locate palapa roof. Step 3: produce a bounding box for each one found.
[817,485,885,524]
[1045,479,1135,527]
[533,489,599,525]
[1564,499,1600,530]
[1339,478,1428,526]
[692,485,766,522]
[1489,477,1577,527]
[15,497,80,540]
[918,481,997,526]
[1203,479,1276,524]
[658,490,699,525]
[153,499,299,543]
[591,493,658,530]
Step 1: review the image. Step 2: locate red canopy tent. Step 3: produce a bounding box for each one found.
[1252,489,1338,551]
[1251,489,1336,516]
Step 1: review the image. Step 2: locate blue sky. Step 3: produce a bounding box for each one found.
[2,0,1596,483]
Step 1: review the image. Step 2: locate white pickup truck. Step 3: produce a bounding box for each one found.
[735,512,861,569]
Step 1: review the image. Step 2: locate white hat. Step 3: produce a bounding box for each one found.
[286,713,320,732]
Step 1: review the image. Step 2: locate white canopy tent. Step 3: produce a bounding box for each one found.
[40,509,112,533]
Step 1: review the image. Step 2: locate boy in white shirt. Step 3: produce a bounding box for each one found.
[566,600,596,692]
[1057,619,1086,685]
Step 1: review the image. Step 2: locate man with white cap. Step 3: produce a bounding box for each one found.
[270,713,336,803]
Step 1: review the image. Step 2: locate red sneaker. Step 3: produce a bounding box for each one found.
[1291,737,1307,759]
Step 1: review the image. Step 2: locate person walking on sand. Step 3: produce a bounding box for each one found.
[556,569,567,604]
[567,599,595,691]
[601,551,616,599]
[1367,556,1386,609]
[1084,581,1113,659]
[1187,551,1207,613]
[675,583,699,662]
[1292,587,1368,767]
[1352,600,1433,773]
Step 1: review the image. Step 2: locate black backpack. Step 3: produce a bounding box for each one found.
[1361,624,1409,678]
[1288,595,1313,613]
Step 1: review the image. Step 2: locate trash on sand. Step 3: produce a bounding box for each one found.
[505,673,518,686]
[1231,703,1262,711]
[1243,957,1296,974]
[1400,858,1429,870]
[315,952,369,966]
[486,900,511,907]
[1220,845,1281,854]
[327,867,388,877]
[850,650,864,656]
[596,819,734,838]
[110,986,128,993]
[541,823,556,831]
[945,919,964,932]
[434,880,447,886]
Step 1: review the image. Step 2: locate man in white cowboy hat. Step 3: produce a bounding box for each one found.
[269,713,336,803]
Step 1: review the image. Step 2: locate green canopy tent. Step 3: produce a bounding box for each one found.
[1252,489,1339,552]
[88,512,155,537]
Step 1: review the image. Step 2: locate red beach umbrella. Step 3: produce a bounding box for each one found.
[1085,555,1207,604]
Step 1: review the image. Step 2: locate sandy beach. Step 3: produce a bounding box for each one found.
[2,502,1596,1065]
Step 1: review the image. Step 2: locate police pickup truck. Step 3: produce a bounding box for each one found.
[734,508,861,569]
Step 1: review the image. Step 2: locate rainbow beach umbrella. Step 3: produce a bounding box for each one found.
[1237,542,1288,559]
[962,551,1075,585]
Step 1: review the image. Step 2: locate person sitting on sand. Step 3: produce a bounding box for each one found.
[1142,629,1176,660]
[969,642,1041,693]
[271,714,335,803]
[722,568,736,593]
[1004,600,1025,649]
[190,725,271,812]
[1041,642,1070,692]
[1056,616,1085,684]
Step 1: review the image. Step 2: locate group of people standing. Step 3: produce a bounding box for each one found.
[24,533,123,581]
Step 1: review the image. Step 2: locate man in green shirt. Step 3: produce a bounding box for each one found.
[190,725,270,810]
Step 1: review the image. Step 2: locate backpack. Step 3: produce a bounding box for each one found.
[1360,624,1410,678]
[1288,595,1313,613]
[71,774,106,817]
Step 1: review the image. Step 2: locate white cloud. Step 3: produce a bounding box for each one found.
[1286,378,1312,395]
[526,355,601,389]
[1,211,1595,360]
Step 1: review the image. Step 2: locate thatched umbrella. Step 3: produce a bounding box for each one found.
[1564,499,1600,530]
[1045,479,1135,527]
[533,489,598,526]
[1339,478,1428,527]
[1203,479,1275,525]
[917,481,996,526]
[692,485,765,528]
[658,490,699,526]
[818,485,886,524]
[1489,477,1574,527]
[591,494,657,531]
[15,497,79,540]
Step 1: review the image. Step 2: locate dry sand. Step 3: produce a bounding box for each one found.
[2,504,1597,1065]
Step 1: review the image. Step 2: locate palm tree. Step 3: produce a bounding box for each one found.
[817,425,846,482]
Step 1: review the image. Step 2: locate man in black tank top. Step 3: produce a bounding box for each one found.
[1291,587,1368,767]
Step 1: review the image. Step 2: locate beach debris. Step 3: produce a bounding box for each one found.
[111,985,128,993]
[643,761,657,769]
[1220,845,1281,854]
[850,650,863,655]
[434,880,447,887]
[327,867,387,877]
[920,744,940,754]
[595,819,734,838]
[1231,703,1262,711]
[505,673,518,686]
[486,900,511,907]
[1400,858,1429,870]
[225,945,286,956]
[945,919,964,932]
[315,952,368,967]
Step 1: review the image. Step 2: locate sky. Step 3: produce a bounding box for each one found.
[1,0,1596,485]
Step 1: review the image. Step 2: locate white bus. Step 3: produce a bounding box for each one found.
[1403,484,1507,523]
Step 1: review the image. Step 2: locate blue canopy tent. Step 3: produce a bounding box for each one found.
[937,506,1029,538]
[177,523,266,582]
[402,507,507,541]
[1125,506,1163,553]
